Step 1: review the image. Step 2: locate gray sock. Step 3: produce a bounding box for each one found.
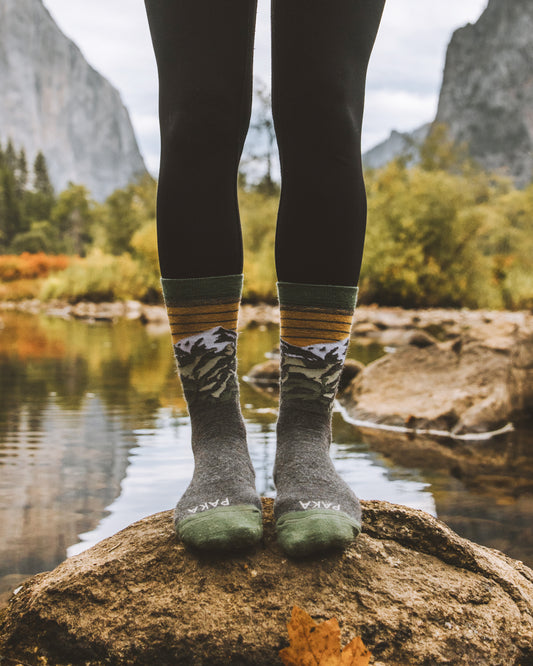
[274,280,362,557]
[161,274,262,551]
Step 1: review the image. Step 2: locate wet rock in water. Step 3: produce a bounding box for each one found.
[408,330,438,348]
[337,358,365,392]
[0,498,532,665]
[245,358,280,394]
[340,333,533,435]
[509,333,533,417]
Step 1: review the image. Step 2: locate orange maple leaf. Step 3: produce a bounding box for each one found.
[279,606,372,666]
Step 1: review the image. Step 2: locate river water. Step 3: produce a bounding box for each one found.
[1,311,532,605]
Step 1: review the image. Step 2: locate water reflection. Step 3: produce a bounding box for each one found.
[0,311,532,606]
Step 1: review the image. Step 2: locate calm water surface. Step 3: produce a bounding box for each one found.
[1,311,532,605]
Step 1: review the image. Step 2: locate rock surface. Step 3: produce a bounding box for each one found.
[341,334,533,435]
[435,0,533,187]
[0,0,147,200]
[0,498,532,665]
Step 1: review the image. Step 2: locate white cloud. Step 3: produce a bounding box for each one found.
[362,90,437,152]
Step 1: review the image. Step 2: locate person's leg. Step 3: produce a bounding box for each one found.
[271,0,385,556]
[145,0,262,550]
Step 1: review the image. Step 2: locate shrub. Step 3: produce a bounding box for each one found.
[0,252,70,281]
[39,250,161,303]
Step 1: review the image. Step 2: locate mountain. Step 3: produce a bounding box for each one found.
[435,0,533,187]
[364,0,533,187]
[0,0,147,201]
[362,124,430,171]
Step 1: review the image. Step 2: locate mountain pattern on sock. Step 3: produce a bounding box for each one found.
[161,274,262,551]
[274,280,362,556]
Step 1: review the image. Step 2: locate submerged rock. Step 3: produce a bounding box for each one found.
[0,499,532,665]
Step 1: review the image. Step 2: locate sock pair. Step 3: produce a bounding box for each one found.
[161,273,361,557]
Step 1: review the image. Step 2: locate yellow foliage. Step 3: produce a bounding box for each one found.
[39,249,160,303]
[239,187,278,302]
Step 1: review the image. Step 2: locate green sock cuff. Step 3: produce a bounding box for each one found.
[276,280,358,311]
[161,273,243,306]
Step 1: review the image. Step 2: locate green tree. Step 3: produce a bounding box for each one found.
[95,175,157,255]
[50,183,94,255]
[360,160,499,308]
[418,122,473,174]
[15,148,28,195]
[4,139,17,173]
[0,167,22,251]
[26,151,55,222]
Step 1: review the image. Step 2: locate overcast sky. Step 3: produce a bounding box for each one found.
[43,0,488,174]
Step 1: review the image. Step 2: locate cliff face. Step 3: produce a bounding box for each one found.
[0,0,147,201]
[435,0,533,186]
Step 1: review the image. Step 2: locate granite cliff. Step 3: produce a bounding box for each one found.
[365,0,533,187]
[435,0,533,186]
[0,0,147,201]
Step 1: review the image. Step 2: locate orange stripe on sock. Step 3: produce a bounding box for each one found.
[281,335,348,347]
[279,303,354,347]
[166,299,240,345]
[281,329,348,342]
[170,319,238,333]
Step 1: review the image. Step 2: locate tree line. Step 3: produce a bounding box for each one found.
[1,125,532,309]
[0,137,157,258]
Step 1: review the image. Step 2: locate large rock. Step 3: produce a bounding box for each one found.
[340,333,533,435]
[0,0,147,200]
[435,0,533,187]
[0,498,532,665]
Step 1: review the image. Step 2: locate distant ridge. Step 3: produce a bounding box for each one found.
[362,124,430,171]
[0,0,147,200]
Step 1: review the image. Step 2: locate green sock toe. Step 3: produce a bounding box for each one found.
[276,509,361,557]
[176,505,263,552]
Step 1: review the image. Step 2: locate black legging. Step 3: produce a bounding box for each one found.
[144,0,385,286]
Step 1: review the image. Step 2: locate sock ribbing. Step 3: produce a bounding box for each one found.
[162,274,242,344]
[278,280,357,346]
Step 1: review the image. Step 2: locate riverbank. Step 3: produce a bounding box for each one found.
[1,298,532,339]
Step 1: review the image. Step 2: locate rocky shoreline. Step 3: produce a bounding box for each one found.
[2,298,532,335]
[242,304,533,437]
[0,298,280,329]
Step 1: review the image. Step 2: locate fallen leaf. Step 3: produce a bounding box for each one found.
[279,606,372,666]
[340,635,372,666]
